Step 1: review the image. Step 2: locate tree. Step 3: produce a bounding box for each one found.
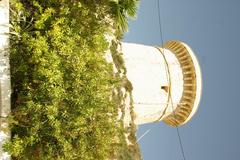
[109,0,139,32]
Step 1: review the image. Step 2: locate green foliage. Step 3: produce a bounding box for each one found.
[5,0,139,159]
[109,0,139,32]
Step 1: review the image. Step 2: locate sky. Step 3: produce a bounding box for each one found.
[123,0,240,160]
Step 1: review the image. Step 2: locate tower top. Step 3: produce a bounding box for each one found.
[162,41,202,126]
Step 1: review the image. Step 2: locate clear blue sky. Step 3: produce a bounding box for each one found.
[124,0,240,159]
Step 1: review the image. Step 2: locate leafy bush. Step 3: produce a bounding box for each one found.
[4,0,140,159]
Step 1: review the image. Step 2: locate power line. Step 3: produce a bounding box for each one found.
[156,1,187,160]
[137,129,151,142]
[157,46,187,160]
[157,0,164,47]
[176,127,187,160]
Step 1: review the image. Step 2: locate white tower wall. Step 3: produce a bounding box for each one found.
[0,0,11,159]
[121,41,202,127]
[121,43,183,124]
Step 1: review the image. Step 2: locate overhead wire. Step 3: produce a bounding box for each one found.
[157,47,187,160]
[137,129,151,142]
[156,0,187,160]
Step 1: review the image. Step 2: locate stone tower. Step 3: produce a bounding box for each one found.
[121,41,202,127]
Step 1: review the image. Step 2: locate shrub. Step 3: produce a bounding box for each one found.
[4,0,140,159]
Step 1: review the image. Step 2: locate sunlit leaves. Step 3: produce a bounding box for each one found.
[6,0,140,159]
[109,0,139,32]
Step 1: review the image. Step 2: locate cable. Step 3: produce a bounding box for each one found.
[157,0,164,48]
[137,129,151,142]
[157,47,187,160]
[156,1,187,160]
[176,127,187,160]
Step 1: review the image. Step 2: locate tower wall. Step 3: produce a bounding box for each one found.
[121,43,184,125]
[0,0,11,159]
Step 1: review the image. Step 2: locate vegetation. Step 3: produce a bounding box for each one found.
[110,0,139,32]
[3,0,140,159]
[110,40,141,160]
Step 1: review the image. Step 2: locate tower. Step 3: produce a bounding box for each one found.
[0,0,11,159]
[121,41,202,127]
